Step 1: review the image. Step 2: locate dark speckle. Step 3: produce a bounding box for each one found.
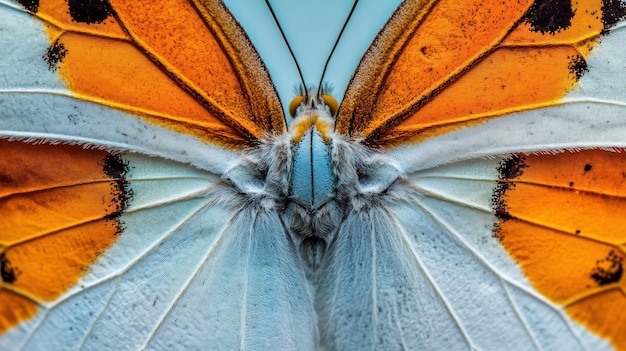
[0,172,14,186]
[0,253,18,284]
[523,0,575,34]
[102,154,133,235]
[492,155,528,237]
[591,250,623,285]
[584,164,592,172]
[498,154,527,180]
[568,55,588,81]
[16,0,39,13]
[103,153,127,179]
[68,0,113,24]
[600,0,626,31]
[569,181,575,187]
[67,114,78,125]
[43,41,68,72]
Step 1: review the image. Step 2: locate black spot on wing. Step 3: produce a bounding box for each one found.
[601,0,626,31]
[492,155,528,238]
[42,41,68,72]
[16,0,38,13]
[568,54,588,81]
[101,154,133,235]
[523,0,575,34]
[498,154,527,180]
[68,0,113,24]
[584,163,593,172]
[591,250,623,285]
[103,153,127,179]
[0,252,18,284]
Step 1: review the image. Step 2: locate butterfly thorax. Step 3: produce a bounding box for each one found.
[289,109,335,210]
[220,100,403,278]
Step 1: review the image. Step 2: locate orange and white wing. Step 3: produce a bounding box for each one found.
[323,0,626,349]
[0,0,285,169]
[0,1,316,350]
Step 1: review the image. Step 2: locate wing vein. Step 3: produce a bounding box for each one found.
[0,179,114,199]
[140,203,244,349]
[49,197,212,310]
[405,192,562,316]
[239,210,257,350]
[409,185,493,214]
[0,132,204,166]
[408,192,598,350]
[76,277,122,351]
[386,206,475,349]
[370,210,378,346]
[0,90,234,132]
[502,282,542,350]
[17,308,50,351]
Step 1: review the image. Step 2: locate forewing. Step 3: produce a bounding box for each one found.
[336,0,625,148]
[0,0,284,157]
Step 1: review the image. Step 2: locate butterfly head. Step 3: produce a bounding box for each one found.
[289,87,338,143]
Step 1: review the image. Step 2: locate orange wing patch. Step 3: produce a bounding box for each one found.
[0,290,38,336]
[337,0,626,146]
[0,140,130,334]
[380,45,584,144]
[336,0,530,138]
[110,0,285,138]
[495,150,626,350]
[20,0,284,148]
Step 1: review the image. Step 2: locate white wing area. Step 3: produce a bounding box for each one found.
[318,157,610,350]
[0,1,237,174]
[390,23,626,173]
[0,154,316,351]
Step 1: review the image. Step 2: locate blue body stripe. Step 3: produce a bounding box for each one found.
[291,128,333,209]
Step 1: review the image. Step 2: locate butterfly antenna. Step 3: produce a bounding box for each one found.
[317,0,359,96]
[264,0,308,100]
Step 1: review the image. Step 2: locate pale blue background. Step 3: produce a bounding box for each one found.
[223,0,403,121]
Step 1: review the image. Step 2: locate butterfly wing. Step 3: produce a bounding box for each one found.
[324,0,626,349]
[336,0,626,150]
[0,1,316,349]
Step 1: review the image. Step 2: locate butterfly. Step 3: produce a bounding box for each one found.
[1,0,625,349]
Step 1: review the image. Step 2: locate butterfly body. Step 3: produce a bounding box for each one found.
[289,101,336,211]
[1,0,626,349]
